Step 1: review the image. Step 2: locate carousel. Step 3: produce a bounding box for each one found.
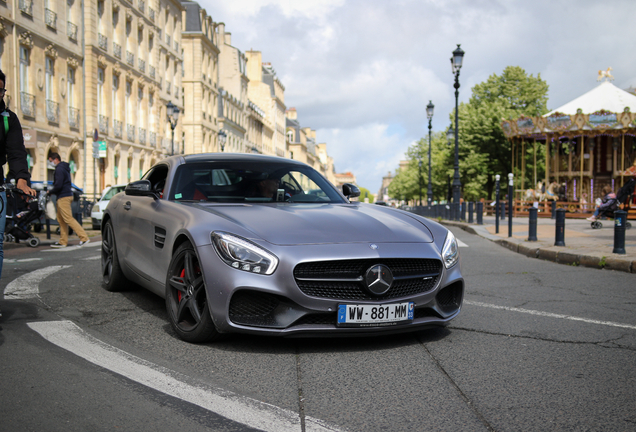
[502,69,636,218]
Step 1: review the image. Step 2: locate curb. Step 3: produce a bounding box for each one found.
[440,220,636,274]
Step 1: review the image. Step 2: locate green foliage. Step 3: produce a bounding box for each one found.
[358,187,375,203]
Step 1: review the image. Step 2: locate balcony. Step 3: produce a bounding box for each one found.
[166,82,171,94]
[18,0,32,15]
[138,0,145,13]
[174,41,179,52]
[139,128,146,144]
[127,124,135,142]
[138,58,145,73]
[149,8,155,22]
[98,114,109,135]
[126,51,134,66]
[166,35,171,47]
[113,42,122,59]
[149,65,155,79]
[68,107,80,128]
[67,22,78,41]
[20,92,36,117]
[46,100,59,123]
[149,131,156,147]
[45,8,57,29]
[98,33,108,51]
[114,119,122,138]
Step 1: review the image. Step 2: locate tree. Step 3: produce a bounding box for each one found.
[455,66,549,199]
[357,187,375,203]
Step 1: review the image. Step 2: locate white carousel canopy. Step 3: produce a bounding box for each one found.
[545,81,636,116]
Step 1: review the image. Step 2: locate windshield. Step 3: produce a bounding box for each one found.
[168,161,346,204]
[101,186,126,201]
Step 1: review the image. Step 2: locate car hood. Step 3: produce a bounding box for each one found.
[192,203,434,245]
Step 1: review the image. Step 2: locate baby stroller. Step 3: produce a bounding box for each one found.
[2,182,46,247]
[590,177,635,229]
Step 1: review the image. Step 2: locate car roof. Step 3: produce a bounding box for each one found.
[181,153,307,167]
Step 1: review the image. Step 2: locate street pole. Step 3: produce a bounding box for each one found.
[508,173,514,238]
[495,174,500,234]
[450,45,464,221]
[418,159,422,206]
[426,100,434,207]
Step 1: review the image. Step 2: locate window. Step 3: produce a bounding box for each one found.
[45,57,54,101]
[97,67,104,116]
[125,80,132,125]
[137,87,144,129]
[19,47,29,93]
[67,67,75,106]
[112,75,119,121]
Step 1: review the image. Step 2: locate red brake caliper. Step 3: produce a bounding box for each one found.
[178,268,185,302]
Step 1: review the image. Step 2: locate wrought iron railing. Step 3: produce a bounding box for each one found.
[174,41,179,52]
[67,22,78,41]
[149,8,155,22]
[20,92,36,117]
[68,107,80,128]
[149,131,156,146]
[139,128,146,144]
[98,33,108,51]
[114,119,123,138]
[18,0,32,15]
[138,0,145,13]
[149,65,155,79]
[98,114,109,135]
[166,35,171,47]
[113,42,122,59]
[45,8,57,29]
[138,58,145,73]
[46,100,59,123]
[166,82,171,94]
[127,124,135,141]
[126,51,134,66]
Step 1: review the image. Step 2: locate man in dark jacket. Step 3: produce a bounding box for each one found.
[0,69,35,277]
[47,152,89,248]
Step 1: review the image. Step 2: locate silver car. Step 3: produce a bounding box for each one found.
[102,154,463,343]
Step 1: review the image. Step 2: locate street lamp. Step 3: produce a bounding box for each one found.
[418,159,423,206]
[450,44,464,218]
[426,100,434,206]
[166,101,180,155]
[218,130,227,152]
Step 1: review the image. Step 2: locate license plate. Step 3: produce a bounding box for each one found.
[337,302,414,327]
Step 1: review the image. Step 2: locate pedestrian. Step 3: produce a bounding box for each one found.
[0,68,36,317]
[47,152,90,248]
[586,185,617,222]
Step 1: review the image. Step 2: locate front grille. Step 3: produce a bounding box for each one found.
[294,258,442,301]
[436,282,463,313]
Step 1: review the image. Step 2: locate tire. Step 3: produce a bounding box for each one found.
[27,237,40,248]
[626,222,632,230]
[165,242,219,343]
[591,221,602,229]
[101,220,129,291]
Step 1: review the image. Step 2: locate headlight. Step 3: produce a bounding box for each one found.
[441,230,459,269]
[211,232,278,275]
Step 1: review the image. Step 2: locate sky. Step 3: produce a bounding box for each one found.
[198,0,636,194]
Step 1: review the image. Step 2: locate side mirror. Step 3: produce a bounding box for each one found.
[342,183,361,199]
[125,180,157,199]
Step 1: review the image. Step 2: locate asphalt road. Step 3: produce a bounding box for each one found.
[1,228,635,431]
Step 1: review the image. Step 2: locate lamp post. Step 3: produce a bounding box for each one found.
[450,44,464,218]
[418,159,423,206]
[426,100,434,207]
[218,130,227,152]
[166,101,180,155]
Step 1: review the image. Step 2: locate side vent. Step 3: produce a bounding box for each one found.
[154,227,166,249]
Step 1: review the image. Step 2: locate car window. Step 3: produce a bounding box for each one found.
[101,186,125,201]
[143,165,169,198]
[168,161,346,204]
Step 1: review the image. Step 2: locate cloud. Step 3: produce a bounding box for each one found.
[199,0,636,192]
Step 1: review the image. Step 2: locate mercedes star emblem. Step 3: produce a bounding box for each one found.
[364,264,394,296]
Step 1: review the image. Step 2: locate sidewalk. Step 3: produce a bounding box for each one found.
[440,215,636,274]
[4,222,102,250]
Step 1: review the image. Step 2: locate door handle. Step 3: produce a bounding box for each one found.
[124,201,131,210]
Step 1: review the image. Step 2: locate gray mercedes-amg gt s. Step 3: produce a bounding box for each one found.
[101,153,463,343]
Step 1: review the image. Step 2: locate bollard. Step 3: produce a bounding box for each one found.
[554,208,566,246]
[551,200,556,219]
[528,207,538,241]
[461,202,467,221]
[495,174,500,233]
[613,210,627,254]
[476,202,483,225]
[468,202,474,223]
[508,173,514,238]
[501,201,506,221]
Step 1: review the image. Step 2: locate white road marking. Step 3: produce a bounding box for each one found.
[464,300,636,330]
[81,256,101,260]
[3,265,72,299]
[28,321,342,432]
[457,239,468,247]
[3,258,43,263]
[41,240,102,253]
